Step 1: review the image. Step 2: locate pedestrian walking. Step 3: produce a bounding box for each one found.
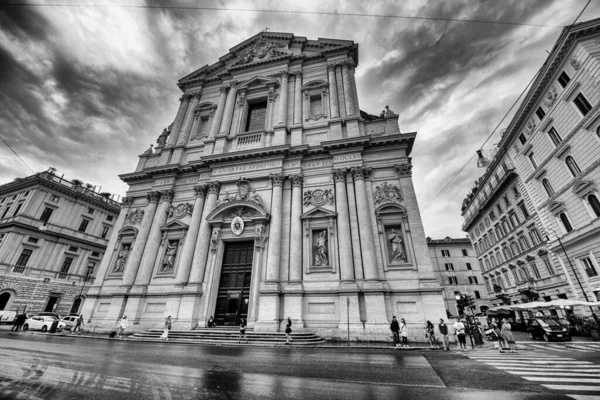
[425,320,439,348]
[490,317,505,353]
[160,316,171,341]
[239,318,248,343]
[207,316,215,328]
[438,318,449,350]
[390,316,400,347]
[11,314,21,331]
[285,317,293,344]
[501,318,516,353]
[400,318,408,347]
[72,315,84,335]
[453,318,467,351]
[116,316,128,338]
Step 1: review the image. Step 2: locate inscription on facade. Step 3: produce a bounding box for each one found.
[212,161,282,175]
[302,159,333,168]
[333,153,361,162]
[154,178,174,185]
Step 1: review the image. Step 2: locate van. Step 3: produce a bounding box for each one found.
[0,311,17,324]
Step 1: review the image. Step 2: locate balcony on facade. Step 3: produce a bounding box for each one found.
[1,262,96,285]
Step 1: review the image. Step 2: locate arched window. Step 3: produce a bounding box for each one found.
[597,126,600,139]
[559,212,573,232]
[588,194,600,217]
[70,297,82,315]
[566,156,581,177]
[0,292,11,310]
[542,179,554,197]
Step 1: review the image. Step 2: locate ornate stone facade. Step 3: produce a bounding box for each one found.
[82,32,444,341]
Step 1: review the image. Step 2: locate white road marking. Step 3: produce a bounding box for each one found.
[566,395,600,400]
[505,371,600,377]
[543,385,600,391]
[524,377,600,384]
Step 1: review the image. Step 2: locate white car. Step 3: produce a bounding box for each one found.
[23,316,61,332]
[58,316,80,331]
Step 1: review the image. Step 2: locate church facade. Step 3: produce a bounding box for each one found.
[82,32,445,340]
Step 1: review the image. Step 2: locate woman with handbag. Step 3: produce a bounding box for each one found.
[425,320,438,348]
[160,316,171,341]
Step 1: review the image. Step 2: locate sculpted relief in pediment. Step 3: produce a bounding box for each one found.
[236,38,291,65]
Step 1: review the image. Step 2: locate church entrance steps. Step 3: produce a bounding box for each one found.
[131,328,326,345]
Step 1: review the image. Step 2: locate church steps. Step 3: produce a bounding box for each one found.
[132,329,325,345]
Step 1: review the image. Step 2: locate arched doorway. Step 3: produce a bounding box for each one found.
[0,292,10,310]
[70,297,82,315]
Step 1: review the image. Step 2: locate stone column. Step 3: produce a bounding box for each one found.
[219,83,238,136]
[266,174,284,282]
[177,93,201,145]
[345,171,364,281]
[167,95,191,146]
[348,62,360,113]
[293,72,302,125]
[188,181,220,284]
[121,191,161,287]
[134,189,174,286]
[176,185,207,285]
[333,169,354,282]
[335,65,346,118]
[351,167,378,281]
[289,174,303,283]
[277,72,289,126]
[327,64,339,119]
[208,86,228,138]
[341,63,355,116]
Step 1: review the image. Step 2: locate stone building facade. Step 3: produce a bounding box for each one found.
[498,19,600,306]
[0,170,120,316]
[426,237,488,317]
[82,32,445,340]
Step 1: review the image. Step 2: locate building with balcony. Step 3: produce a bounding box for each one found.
[427,236,488,317]
[82,32,446,341]
[0,169,120,316]
[496,18,600,306]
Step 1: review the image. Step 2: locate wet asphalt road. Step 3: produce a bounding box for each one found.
[0,331,596,400]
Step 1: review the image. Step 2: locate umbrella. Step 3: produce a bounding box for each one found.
[509,301,548,310]
[544,299,594,308]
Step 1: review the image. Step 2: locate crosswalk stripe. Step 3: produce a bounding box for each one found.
[527,344,569,351]
[499,367,600,372]
[506,371,600,377]
[495,365,600,371]
[585,345,600,349]
[566,345,595,350]
[470,356,572,360]
[477,360,593,365]
[543,385,600,391]
[566,395,600,400]
[524,377,600,384]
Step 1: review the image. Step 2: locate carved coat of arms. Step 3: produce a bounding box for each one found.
[124,209,144,225]
[168,203,194,219]
[231,216,244,236]
[303,189,334,206]
[374,182,403,205]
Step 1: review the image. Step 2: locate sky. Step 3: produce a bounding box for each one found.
[1,0,599,239]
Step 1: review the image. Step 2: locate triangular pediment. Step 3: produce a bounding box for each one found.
[161,220,189,231]
[301,206,337,220]
[206,200,270,224]
[238,76,279,90]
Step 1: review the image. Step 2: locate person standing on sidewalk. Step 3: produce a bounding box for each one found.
[11,314,22,331]
[72,315,84,335]
[490,317,505,353]
[453,318,467,351]
[239,318,248,343]
[116,316,128,338]
[501,318,516,353]
[438,319,449,351]
[426,320,439,349]
[160,316,171,341]
[400,318,409,347]
[390,316,400,347]
[285,317,293,344]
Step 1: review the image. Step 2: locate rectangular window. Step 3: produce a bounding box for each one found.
[106,215,114,222]
[448,276,458,284]
[27,237,39,243]
[78,219,90,233]
[518,133,527,145]
[91,251,100,258]
[68,246,79,252]
[466,262,472,270]
[85,261,96,278]
[512,269,519,283]
[581,257,598,277]
[462,249,468,256]
[530,262,541,279]
[489,211,496,221]
[496,203,503,214]
[445,263,454,271]
[245,101,268,132]
[528,152,539,169]
[535,107,546,120]
[40,207,54,223]
[573,93,592,116]
[16,249,33,266]
[558,71,571,88]
[50,195,60,203]
[60,257,74,273]
[519,203,530,219]
[309,95,323,116]
[468,276,479,284]
[198,116,210,137]
[87,207,94,214]
[101,226,109,239]
[547,127,562,146]
[542,257,555,276]
[13,202,23,216]
[474,291,481,299]
[441,250,450,257]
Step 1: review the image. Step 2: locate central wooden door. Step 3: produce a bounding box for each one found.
[214,241,254,326]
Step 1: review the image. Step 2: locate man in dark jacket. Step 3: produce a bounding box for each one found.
[438,318,449,350]
[11,313,26,331]
[390,316,400,347]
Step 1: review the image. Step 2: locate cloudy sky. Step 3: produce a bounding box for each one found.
[1,0,599,239]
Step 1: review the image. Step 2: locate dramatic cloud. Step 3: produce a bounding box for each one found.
[0,0,599,239]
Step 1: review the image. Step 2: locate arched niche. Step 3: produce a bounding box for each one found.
[375,203,415,270]
[300,207,338,274]
[154,220,189,279]
[302,79,329,122]
[107,226,138,277]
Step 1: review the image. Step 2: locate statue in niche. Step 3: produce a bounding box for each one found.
[162,241,179,271]
[314,230,328,266]
[113,246,130,273]
[388,228,407,263]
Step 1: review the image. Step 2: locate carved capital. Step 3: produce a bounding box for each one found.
[237,91,246,108]
[147,191,161,203]
[394,163,413,177]
[180,94,192,102]
[122,196,135,207]
[289,174,304,187]
[219,86,229,94]
[207,181,221,195]
[351,167,367,181]
[194,184,208,198]
[268,87,279,102]
[279,70,289,79]
[160,189,175,203]
[290,70,303,78]
[332,168,347,183]
[327,63,338,72]
[269,174,284,187]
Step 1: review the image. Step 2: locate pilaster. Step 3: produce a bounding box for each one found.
[176,184,207,285]
[167,95,191,146]
[333,169,355,284]
[188,181,220,284]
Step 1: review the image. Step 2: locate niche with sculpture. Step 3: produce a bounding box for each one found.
[376,204,414,269]
[109,226,138,276]
[154,220,188,277]
[301,207,338,273]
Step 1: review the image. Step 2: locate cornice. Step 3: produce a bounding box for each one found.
[0,220,110,250]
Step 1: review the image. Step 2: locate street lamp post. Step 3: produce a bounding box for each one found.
[544,227,598,321]
[76,266,94,314]
[455,293,475,349]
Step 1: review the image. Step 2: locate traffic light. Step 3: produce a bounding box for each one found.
[455,293,465,316]
[464,294,476,310]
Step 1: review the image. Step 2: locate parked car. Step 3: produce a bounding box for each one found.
[23,316,61,332]
[58,315,80,331]
[0,311,17,324]
[527,317,571,341]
